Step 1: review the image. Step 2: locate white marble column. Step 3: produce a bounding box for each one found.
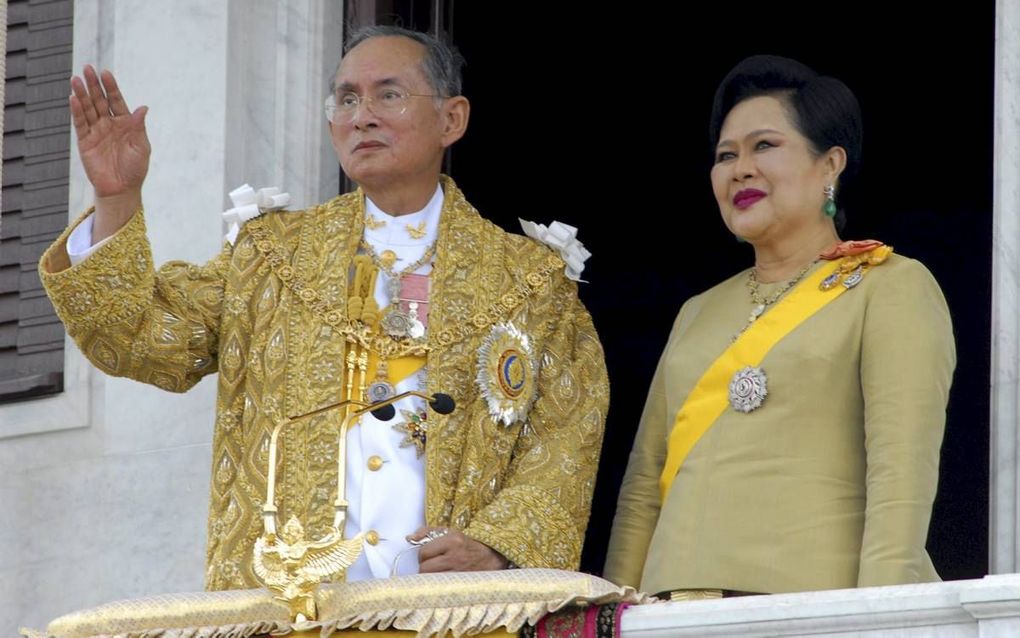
[991,0,1020,575]
[223,0,344,209]
[0,1,344,633]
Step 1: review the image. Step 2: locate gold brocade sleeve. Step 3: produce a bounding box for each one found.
[463,277,609,570]
[39,209,228,392]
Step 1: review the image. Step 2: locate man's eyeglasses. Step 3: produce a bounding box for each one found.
[324,89,445,123]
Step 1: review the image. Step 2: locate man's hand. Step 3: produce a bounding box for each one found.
[410,526,509,573]
[70,65,150,242]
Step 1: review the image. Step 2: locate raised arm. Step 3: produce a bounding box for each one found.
[69,65,151,243]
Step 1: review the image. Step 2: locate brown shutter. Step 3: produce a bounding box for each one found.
[0,0,73,403]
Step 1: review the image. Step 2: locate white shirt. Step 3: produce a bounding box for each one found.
[65,184,444,580]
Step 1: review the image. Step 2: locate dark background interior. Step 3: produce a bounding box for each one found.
[348,2,994,580]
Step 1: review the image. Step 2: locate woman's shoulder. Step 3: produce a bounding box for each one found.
[816,240,942,295]
[830,245,951,329]
[859,250,944,297]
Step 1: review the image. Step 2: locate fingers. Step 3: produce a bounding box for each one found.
[407,526,449,544]
[70,74,99,127]
[68,94,89,141]
[131,105,149,130]
[406,527,455,572]
[100,69,131,116]
[413,527,456,565]
[418,533,461,573]
[69,66,147,140]
[417,533,456,563]
[82,64,111,119]
[70,66,136,122]
[418,552,454,573]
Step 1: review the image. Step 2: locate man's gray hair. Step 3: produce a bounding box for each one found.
[338,25,465,97]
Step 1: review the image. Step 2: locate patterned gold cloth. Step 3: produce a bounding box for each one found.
[28,569,651,638]
[39,178,609,590]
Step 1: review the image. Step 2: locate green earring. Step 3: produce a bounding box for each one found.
[823,185,837,218]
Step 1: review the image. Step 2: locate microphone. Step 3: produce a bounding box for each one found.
[370,403,396,421]
[368,394,454,419]
[359,391,456,421]
[429,393,456,415]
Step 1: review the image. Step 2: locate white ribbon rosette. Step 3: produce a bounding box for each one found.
[223,183,292,245]
[518,219,592,282]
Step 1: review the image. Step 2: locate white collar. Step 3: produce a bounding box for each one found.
[364,184,443,247]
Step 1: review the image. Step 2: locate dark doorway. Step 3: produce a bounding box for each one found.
[349,2,994,581]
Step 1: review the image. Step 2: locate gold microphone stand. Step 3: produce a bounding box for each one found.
[253,391,455,621]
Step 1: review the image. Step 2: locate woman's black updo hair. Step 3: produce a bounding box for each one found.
[709,55,863,231]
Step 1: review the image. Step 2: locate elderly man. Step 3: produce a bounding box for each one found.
[39,26,608,589]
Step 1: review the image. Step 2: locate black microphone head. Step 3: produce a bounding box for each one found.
[429,393,456,415]
[370,403,396,421]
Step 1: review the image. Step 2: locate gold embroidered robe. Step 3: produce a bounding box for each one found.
[40,178,609,590]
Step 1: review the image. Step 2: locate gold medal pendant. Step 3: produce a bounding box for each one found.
[379,249,398,269]
[367,359,395,402]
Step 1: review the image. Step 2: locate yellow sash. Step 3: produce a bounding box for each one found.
[658,260,852,503]
[366,352,426,389]
[342,352,425,428]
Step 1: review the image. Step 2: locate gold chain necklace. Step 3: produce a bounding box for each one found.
[733,260,817,341]
[245,217,562,359]
[359,238,437,338]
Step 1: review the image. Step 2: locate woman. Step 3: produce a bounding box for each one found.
[604,55,955,597]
